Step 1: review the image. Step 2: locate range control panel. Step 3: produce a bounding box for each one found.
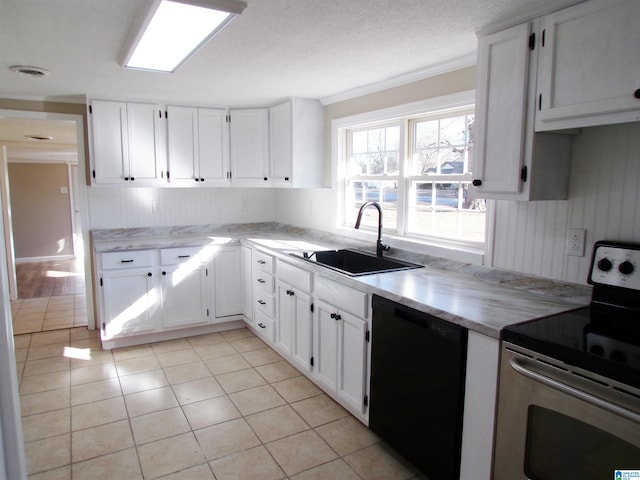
[589,241,640,290]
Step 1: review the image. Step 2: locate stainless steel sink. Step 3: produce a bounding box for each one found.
[290,248,423,276]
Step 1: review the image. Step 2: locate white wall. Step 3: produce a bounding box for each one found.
[493,122,640,284]
[87,187,276,229]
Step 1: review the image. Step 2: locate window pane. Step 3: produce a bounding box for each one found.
[411,114,474,175]
[407,182,485,242]
[348,125,400,176]
[345,181,397,231]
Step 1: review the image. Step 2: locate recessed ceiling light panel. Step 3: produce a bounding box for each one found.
[120,0,247,73]
[9,65,51,77]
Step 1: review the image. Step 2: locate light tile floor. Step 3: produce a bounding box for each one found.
[11,294,88,334]
[14,326,425,479]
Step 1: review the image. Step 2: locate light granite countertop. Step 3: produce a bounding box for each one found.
[91,222,592,339]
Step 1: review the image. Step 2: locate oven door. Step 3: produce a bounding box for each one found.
[493,343,640,480]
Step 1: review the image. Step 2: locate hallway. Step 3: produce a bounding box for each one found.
[11,258,87,335]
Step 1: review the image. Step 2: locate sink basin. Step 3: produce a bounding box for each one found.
[290,249,423,276]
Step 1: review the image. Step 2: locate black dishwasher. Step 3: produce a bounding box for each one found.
[369,295,467,480]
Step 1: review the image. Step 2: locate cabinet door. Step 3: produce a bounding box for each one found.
[90,100,128,184]
[276,282,294,357]
[101,268,158,339]
[198,108,229,184]
[537,0,640,129]
[291,289,312,372]
[473,22,532,196]
[167,106,198,184]
[313,300,339,392]
[229,108,270,185]
[161,263,209,328]
[127,102,165,184]
[214,246,243,318]
[337,310,367,413]
[270,101,292,186]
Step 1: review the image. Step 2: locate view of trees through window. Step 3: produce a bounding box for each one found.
[344,108,485,244]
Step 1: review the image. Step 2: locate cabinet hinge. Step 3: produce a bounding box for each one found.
[365,330,370,342]
[521,165,528,183]
[164,110,168,119]
[92,169,96,179]
[89,105,93,114]
[102,322,105,332]
[363,395,369,407]
[158,110,161,119]
[310,356,314,367]
[310,303,314,313]
[207,308,210,317]
[538,93,542,111]
[99,277,103,287]
[528,32,536,51]
[226,114,230,123]
[541,29,546,47]
[167,171,170,179]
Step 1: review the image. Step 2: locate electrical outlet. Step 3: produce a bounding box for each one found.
[567,228,586,256]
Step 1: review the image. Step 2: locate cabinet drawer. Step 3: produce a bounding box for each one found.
[160,247,205,265]
[254,250,274,273]
[315,276,368,319]
[101,250,154,269]
[277,260,312,292]
[254,273,274,294]
[254,310,274,343]
[255,292,275,318]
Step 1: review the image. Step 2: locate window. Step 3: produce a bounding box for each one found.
[338,92,485,249]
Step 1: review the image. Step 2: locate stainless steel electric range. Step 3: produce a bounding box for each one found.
[494,240,640,480]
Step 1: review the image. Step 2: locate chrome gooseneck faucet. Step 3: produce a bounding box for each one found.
[354,201,390,257]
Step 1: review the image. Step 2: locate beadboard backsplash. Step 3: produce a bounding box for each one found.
[492,122,640,284]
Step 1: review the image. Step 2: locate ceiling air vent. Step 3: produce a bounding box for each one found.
[9,65,51,77]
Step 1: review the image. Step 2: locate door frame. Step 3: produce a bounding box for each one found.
[0,108,94,328]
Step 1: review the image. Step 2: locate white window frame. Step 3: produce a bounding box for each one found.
[332,90,493,264]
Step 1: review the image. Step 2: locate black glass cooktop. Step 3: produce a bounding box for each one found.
[502,306,640,390]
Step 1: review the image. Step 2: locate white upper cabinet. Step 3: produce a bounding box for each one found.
[167,106,229,186]
[270,98,324,188]
[536,0,640,130]
[229,108,270,186]
[473,21,572,200]
[90,100,166,185]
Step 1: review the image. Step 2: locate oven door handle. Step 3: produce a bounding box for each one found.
[509,357,640,424]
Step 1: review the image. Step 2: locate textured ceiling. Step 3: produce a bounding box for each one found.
[0,0,578,106]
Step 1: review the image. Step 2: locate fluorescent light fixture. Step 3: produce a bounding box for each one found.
[120,0,247,72]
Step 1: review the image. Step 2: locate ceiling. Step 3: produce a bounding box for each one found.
[0,0,577,107]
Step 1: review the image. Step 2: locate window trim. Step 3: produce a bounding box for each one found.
[332,90,492,264]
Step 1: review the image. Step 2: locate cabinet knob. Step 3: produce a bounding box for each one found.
[124,176,129,181]
[200,178,204,182]
[162,271,167,276]
[130,177,135,181]
[147,272,152,277]
[330,313,341,320]
[472,179,482,187]
[257,323,266,329]
[263,177,268,181]
[195,178,200,182]
[634,89,640,99]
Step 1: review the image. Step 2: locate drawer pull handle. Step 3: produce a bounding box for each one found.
[257,300,266,305]
[258,323,266,329]
[178,255,190,258]
[121,259,134,263]
[257,278,266,284]
[257,260,266,265]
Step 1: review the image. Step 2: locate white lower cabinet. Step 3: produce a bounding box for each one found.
[160,263,209,328]
[313,300,368,414]
[213,246,243,319]
[99,250,160,340]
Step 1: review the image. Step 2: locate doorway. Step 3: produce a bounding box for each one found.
[0,109,93,334]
